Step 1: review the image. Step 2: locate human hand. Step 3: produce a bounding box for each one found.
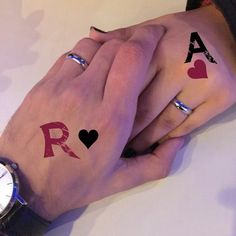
[90,5,236,153]
[0,25,184,222]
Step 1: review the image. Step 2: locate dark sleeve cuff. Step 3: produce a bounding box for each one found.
[213,0,236,40]
[186,0,202,10]
[186,0,236,41]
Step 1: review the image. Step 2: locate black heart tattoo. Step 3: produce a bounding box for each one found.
[78,129,99,149]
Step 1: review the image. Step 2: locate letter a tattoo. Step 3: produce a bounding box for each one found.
[185,32,217,64]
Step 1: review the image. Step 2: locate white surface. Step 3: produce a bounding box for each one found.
[1,1,236,236]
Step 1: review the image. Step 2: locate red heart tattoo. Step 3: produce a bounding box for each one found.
[187,59,208,79]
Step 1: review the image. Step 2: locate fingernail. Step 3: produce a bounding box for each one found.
[90,26,107,33]
[123,148,137,158]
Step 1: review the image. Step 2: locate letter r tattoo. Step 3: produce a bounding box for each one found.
[40,122,80,159]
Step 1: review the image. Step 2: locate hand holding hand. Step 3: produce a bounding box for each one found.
[0,25,184,221]
[90,5,236,152]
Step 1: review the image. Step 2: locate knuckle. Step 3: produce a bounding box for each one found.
[60,86,79,105]
[120,40,146,60]
[98,39,124,64]
[138,25,158,40]
[78,37,94,45]
[74,37,100,50]
[106,38,123,47]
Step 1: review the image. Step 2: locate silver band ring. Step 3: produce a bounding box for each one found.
[66,53,89,70]
[172,98,193,115]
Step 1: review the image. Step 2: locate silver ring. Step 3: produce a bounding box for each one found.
[172,98,193,115]
[66,53,89,70]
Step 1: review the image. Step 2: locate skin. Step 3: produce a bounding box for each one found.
[90,5,236,152]
[0,25,185,222]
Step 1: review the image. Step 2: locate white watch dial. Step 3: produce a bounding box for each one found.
[0,164,14,214]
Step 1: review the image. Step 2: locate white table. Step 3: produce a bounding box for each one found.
[1,1,236,235]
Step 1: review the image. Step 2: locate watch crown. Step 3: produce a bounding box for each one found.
[17,195,28,206]
[11,163,18,170]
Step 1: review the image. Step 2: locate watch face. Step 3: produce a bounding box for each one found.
[0,163,14,215]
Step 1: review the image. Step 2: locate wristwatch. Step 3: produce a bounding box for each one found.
[0,158,51,236]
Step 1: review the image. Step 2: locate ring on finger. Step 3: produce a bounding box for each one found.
[172,98,193,115]
[66,53,89,70]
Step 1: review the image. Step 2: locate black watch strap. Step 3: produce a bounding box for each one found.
[1,204,51,236]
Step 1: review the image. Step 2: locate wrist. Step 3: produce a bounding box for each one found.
[0,137,58,221]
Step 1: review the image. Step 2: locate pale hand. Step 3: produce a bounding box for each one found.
[90,5,236,152]
[0,25,184,221]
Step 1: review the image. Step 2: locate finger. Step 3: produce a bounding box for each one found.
[129,92,204,152]
[91,24,167,93]
[89,26,129,43]
[108,137,185,193]
[104,25,165,109]
[166,96,236,138]
[77,39,123,99]
[89,25,135,43]
[130,70,184,139]
[89,19,154,42]
[58,38,101,79]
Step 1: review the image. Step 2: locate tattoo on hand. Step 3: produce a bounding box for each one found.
[40,122,99,159]
[185,32,217,79]
[187,59,208,79]
[185,32,217,64]
[78,129,99,149]
[40,122,80,159]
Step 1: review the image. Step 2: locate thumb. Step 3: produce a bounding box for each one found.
[89,26,132,43]
[109,137,186,193]
[89,17,164,43]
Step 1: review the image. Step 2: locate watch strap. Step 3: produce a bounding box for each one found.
[1,203,51,236]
